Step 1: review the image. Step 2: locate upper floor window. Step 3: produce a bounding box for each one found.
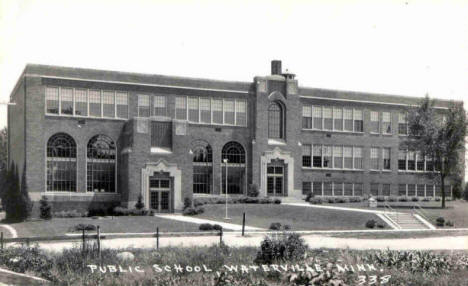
[212,99,223,124]
[268,101,284,139]
[116,92,128,119]
[175,97,187,120]
[89,90,101,117]
[383,148,391,170]
[224,99,235,125]
[333,107,343,131]
[138,94,150,117]
[151,121,172,149]
[302,106,312,129]
[75,89,88,116]
[102,91,115,118]
[370,111,379,133]
[153,95,167,116]
[382,112,392,134]
[61,88,73,115]
[353,110,363,132]
[45,87,59,114]
[323,107,333,130]
[398,112,408,135]
[302,104,365,133]
[344,108,353,131]
[200,98,211,123]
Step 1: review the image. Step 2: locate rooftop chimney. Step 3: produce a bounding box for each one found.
[271,60,282,75]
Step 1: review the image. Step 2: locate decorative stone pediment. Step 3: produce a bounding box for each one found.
[268,91,286,102]
[260,147,295,198]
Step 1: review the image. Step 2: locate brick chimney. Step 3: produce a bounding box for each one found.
[271,60,282,75]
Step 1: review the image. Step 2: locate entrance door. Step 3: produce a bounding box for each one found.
[149,177,172,213]
[267,165,284,196]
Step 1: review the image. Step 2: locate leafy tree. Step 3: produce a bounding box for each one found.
[18,164,33,219]
[0,127,6,173]
[402,96,467,208]
[135,194,145,210]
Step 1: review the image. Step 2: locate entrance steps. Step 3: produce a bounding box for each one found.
[384,212,433,230]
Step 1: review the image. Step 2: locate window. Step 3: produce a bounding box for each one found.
[153,95,166,116]
[398,150,407,170]
[370,147,379,170]
[382,184,391,196]
[354,183,363,196]
[426,184,434,197]
[435,185,442,197]
[89,90,101,117]
[212,99,223,124]
[333,146,343,168]
[302,144,312,167]
[302,106,312,129]
[407,184,416,197]
[60,88,73,115]
[302,182,311,195]
[102,91,115,118]
[47,133,76,192]
[192,141,212,194]
[323,145,332,168]
[417,184,425,197]
[354,110,363,132]
[236,100,247,126]
[426,155,434,171]
[116,92,128,119]
[344,109,353,131]
[407,151,416,170]
[334,182,343,196]
[398,184,407,196]
[313,145,322,167]
[370,183,379,196]
[382,112,391,134]
[221,141,245,164]
[87,135,116,192]
[138,95,150,117]
[200,98,211,123]
[313,106,322,129]
[353,147,363,169]
[333,107,343,131]
[268,102,284,139]
[46,87,59,114]
[224,99,235,125]
[75,89,88,116]
[151,121,172,149]
[187,97,199,122]
[370,111,379,133]
[313,182,322,196]
[383,148,391,170]
[398,112,408,135]
[221,142,246,194]
[416,151,425,171]
[323,107,333,130]
[323,182,332,196]
[344,146,353,169]
[175,97,187,120]
[344,183,353,196]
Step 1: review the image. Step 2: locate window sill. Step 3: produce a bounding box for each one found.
[302,129,364,135]
[398,170,433,174]
[45,113,128,121]
[150,147,173,154]
[42,192,120,196]
[268,139,286,146]
[302,167,364,172]
[369,169,393,173]
[185,121,247,128]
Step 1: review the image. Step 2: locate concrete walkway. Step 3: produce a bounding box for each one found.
[283,202,401,214]
[155,214,263,231]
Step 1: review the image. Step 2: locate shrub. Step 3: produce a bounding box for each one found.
[87,208,107,217]
[199,223,214,231]
[283,225,291,230]
[269,222,282,230]
[399,197,408,202]
[39,197,52,220]
[135,194,145,210]
[184,197,192,209]
[349,197,362,203]
[388,196,397,202]
[436,217,445,227]
[445,220,454,227]
[376,196,386,202]
[247,184,259,197]
[183,206,204,216]
[327,197,336,203]
[2,163,32,222]
[411,197,419,202]
[422,197,431,202]
[309,198,322,204]
[0,245,54,281]
[336,198,346,203]
[212,224,223,231]
[377,223,385,229]
[366,219,376,229]
[435,197,441,201]
[254,233,307,264]
[305,192,314,202]
[53,210,84,218]
[72,224,97,232]
[274,198,281,204]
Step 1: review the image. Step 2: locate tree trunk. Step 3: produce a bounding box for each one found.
[441,175,446,209]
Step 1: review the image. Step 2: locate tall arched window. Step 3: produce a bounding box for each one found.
[47,133,77,192]
[221,141,246,194]
[87,135,116,192]
[192,140,213,194]
[268,101,284,139]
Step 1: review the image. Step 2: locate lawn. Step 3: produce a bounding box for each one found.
[197,203,388,230]
[8,216,201,238]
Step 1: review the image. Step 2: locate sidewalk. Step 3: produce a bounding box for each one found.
[155,214,263,231]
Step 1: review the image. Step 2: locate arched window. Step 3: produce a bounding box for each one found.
[221,142,245,164]
[268,101,284,139]
[221,141,246,194]
[87,135,116,192]
[192,140,212,194]
[47,133,77,192]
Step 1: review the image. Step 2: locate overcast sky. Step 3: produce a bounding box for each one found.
[0,0,467,176]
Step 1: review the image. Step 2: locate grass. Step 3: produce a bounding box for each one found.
[327,229,468,239]
[197,203,389,230]
[8,216,201,237]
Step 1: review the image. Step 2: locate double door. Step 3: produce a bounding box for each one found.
[149,178,172,213]
[267,165,284,196]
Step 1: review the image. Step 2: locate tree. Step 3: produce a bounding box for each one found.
[1,162,32,222]
[0,127,6,173]
[19,164,33,219]
[402,96,467,208]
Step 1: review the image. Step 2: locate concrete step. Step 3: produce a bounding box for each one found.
[384,213,431,230]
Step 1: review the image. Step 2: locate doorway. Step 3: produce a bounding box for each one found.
[149,176,172,213]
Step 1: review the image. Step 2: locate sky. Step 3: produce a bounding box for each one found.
[0,0,467,176]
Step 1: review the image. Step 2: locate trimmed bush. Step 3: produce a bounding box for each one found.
[53,210,85,218]
[199,223,214,231]
[305,192,314,202]
[254,233,307,264]
[435,197,441,201]
[212,224,223,231]
[422,197,431,202]
[39,197,52,220]
[269,222,282,230]
[399,197,408,202]
[376,196,386,202]
[274,198,281,204]
[247,184,259,197]
[365,219,376,229]
[388,196,397,202]
[72,224,96,232]
[445,220,454,227]
[309,198,322,205]
[183,206,204,216]
[184,197,192,209]
[436,217,445,227]
[377,223,385,229]
[411,197,419,202]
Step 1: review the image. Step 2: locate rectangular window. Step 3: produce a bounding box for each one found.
[407,151,416,171]
[333,146,343,169]
[75,89,88,116]
[382,112,391,134]
[426,155,434,171]
[344,183,353,196]
[313,145,322,167]
[188,97,199,122]
[200,97,211,123]
[334,182,343,196]
[417,184,425,197]
[435,185,442,197]
[383,148,391,170]
[313,182,322,196]
[323,145,332,168]
[212,99,223,124]
[407,184,416,197]
[382,184,391,196]
[236,100,247,126]
[344,146,353,169]
[138,94,150,117]
[302,105,312,129]
[370,111,379,133]
[89,90,101,117]
[398,113,408,135]
[426,184,434,197]
[46,87,59,114]
[116,92,128,119]
[323,107,333,130]
[175,97,187,120]
[153,95,166,117]
[313,106,322,129]
[61,88,74,115]
[370,183,379,196]
[354,109,363,132]
[344,109,353,131]
[353,147,363,169]
[102,91,115,118]
[416,151,425,171]
[224,99,235,125]
[354,183,363,196]
[398,184,407,196]
[370,147,379,170]
[333,107,343,131]
[302,144,312,167]
[151,121,172,148]
[302,182,311,195]
[323,182,332,196]
[398,150,407,170]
